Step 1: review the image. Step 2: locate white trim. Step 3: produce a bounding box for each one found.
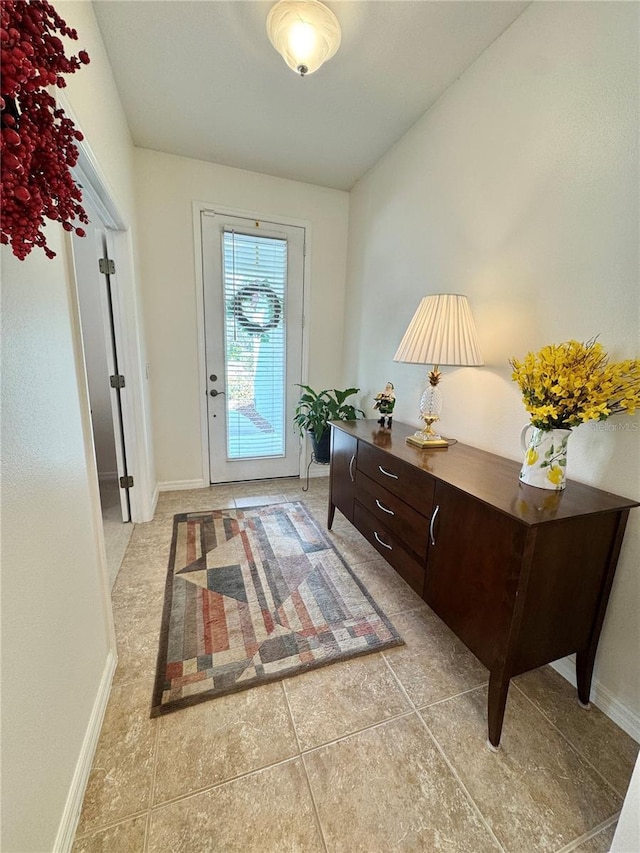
[192,203,211,488]
[53,651,117,853]
[552,658,640,743]
[54,92,126,231]
[307,466,330,480]
[73,146,125,231]
[158,479,208,492]
[103,229,155,522]
[58,90,155,523]
[192,201,312,486]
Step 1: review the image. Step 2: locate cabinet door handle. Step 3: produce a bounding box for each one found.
[374,531,393,550]
[378,465,398,480]
[429,504,440,546]
[349,454,356,482]
[375,499,395,516]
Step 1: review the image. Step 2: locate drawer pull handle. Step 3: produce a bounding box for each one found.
[429,504,440,546]
[375,499,395,516]
[374,531,393,550]
[349,454,356,482]
[378,465,399,480]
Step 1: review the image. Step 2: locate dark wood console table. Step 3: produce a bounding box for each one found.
[328,419,638,748]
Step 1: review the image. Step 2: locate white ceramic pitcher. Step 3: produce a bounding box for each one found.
[519,425,571,490]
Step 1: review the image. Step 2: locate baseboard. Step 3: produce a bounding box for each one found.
[53,650,117,852]
[552,658,640,743]
[151,483,160,516]
[306,467,330,480]
[157,479,207,492]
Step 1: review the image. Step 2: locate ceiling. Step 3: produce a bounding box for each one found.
[93,0,529,191]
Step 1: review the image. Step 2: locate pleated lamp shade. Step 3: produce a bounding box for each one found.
[393,294,483,367]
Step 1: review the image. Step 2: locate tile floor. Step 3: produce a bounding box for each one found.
[99,477,135,589]
[73,477,638,853]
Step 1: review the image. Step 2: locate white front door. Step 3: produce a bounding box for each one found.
[201,211,305,483]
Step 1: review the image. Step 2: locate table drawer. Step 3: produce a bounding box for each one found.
[354,503,426,595]
[355,471,429,560]
[357,442,434,512]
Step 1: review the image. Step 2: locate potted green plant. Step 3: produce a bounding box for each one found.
[293,385,364,463]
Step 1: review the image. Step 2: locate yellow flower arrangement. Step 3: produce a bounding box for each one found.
[510,338,640,430]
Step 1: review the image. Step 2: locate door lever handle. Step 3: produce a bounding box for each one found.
[209,389,225,397]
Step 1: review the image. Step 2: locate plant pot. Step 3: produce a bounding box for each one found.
[519,425,571,490]
[310,430,331,463]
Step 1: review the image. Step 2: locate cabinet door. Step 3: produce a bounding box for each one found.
[424,482,527,670]
[329,427,357,522]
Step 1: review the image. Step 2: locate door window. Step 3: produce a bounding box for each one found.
[202,212,305,483]
[223,230,287,460]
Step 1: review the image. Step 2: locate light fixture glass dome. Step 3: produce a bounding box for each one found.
[266,0,341,76]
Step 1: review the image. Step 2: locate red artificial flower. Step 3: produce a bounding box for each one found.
[1,0,90,259]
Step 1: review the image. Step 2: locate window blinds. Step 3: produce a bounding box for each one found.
[222,229,288,460]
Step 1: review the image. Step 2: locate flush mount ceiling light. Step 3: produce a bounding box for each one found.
[266,0,341,77]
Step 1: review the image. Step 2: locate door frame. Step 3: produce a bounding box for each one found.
[59,91,155,522]
[72,218,131,522]
[193,201,312,485]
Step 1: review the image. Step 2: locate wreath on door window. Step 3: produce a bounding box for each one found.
[231,283,283,334]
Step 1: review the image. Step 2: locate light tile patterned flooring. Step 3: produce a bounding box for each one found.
[73,478,638,853]
[99,477,134,589]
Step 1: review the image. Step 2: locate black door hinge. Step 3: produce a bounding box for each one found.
[99,257,116,275]
[119,475,134,489]
[110,374,125,389]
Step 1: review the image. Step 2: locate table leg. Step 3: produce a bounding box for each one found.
[576,649,595,706]
[488,669,511,749]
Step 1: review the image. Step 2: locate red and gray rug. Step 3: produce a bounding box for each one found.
[151,501,403,716]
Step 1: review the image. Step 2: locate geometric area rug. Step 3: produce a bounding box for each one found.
[151,501,403,717]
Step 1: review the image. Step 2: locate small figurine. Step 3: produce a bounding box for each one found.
[373,382,396,428]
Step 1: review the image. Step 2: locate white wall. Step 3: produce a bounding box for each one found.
[0,1,142,849]
[1,230,114,852]
[134,149,349,485]
[56,0,137,222]
[345,2,640,729]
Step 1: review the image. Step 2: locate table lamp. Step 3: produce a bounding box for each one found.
[393,294,483,447]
